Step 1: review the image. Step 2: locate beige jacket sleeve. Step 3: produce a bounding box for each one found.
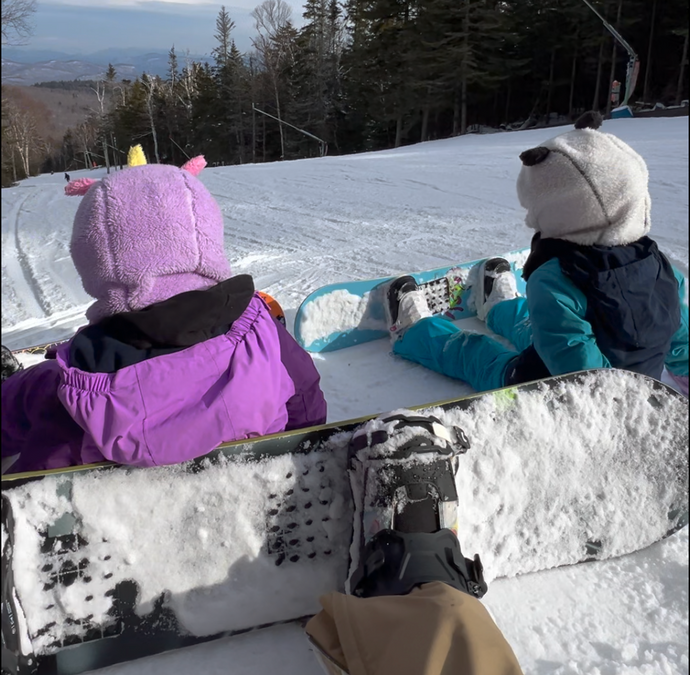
[306,581,523,675]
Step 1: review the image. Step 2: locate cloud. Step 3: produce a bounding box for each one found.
[38,0,304,13]
[20,1,306,54]
[40,0,229,6]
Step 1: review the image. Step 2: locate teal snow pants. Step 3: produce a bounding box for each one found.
[392,298,533,393]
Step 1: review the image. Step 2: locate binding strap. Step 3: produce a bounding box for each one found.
[349,529,487,599]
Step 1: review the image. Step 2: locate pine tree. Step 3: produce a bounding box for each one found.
[213,6,236,69]
[210,7,251,164]
[288,0,345,155]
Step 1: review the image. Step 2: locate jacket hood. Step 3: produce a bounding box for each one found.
[70,162,232,323]
[69,276,255,373]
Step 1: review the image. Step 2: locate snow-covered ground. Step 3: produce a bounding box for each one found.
[2,118,688,674]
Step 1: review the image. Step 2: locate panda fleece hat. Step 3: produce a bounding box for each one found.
[67,149,231,323]
[516,111,651,246]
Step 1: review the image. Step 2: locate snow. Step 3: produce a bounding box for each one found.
[299,288,384,348]
[3,370,687,669]
[86,623,322,675]
[4,450,352,653]
[2,117,688,674]
[346,370,688,587]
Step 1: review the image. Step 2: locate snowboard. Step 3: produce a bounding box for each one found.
[293,248,530,352]
[10,343,63,357]
[2,369,688,675]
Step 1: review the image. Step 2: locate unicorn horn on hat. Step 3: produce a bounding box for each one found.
[65,146,207,196]
[127,144,147,167]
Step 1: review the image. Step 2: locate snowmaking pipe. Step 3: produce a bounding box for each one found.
[581,0,640,108]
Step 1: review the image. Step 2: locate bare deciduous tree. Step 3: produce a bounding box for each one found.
[1,0,37,45]
[90,80,112,173]
[252,0,294,159]
[74,117,99,169]
[4,97,38,177]
[141,74,162,163]
[2,84,64,182]
[179,52,199,108]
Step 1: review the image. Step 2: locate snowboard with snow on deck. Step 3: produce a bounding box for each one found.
[293,248,530,352]
[1,369,688,675]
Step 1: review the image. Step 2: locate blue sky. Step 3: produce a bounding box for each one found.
[18,0,306,56]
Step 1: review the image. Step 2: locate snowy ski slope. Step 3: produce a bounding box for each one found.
[2,118,688,674]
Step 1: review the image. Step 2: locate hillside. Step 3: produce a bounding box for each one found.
[1,117,688,675]
[8,83,100,140]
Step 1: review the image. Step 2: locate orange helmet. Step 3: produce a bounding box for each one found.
[257,291,286,326]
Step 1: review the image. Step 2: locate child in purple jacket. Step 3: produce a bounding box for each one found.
[1,149,327,474]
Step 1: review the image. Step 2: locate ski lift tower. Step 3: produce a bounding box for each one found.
[581,0,640,108]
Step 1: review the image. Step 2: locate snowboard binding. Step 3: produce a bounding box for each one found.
[474,257,520,322]
[347,412,487,599]
[384,276,432,339]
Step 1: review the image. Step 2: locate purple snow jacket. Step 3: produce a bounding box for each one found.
[2,277,327,473]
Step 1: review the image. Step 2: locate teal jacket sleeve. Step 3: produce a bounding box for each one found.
[665,269,689,377]
[526,259,611,376]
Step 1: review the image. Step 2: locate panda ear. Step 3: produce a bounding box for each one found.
[519,147,550,166]
[574,110,603,130]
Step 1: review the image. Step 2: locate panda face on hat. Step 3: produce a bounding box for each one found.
[516,111,651,247]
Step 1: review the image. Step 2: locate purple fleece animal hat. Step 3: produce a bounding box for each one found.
[66,149,231,322]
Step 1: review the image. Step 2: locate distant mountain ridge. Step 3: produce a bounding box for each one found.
[1,48,210,85]
[1,59,139,85]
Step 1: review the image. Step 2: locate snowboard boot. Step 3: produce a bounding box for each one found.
[1,346,23,383]
[385,276,432,341]
[475,258,520,322]
[347,412,487,600]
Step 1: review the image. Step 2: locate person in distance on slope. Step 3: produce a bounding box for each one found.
[385,111,689,395]
[306,413,523,675]
[1,146,326,474]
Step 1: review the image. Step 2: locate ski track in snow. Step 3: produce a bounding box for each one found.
[2,184,91,332]
[5,191,45,318]
[2,118,688,674]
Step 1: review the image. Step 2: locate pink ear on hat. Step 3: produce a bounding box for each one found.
[181,155,206,176]
[65,178,98,196]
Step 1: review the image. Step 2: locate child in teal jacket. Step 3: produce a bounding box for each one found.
[386,111,688,394]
